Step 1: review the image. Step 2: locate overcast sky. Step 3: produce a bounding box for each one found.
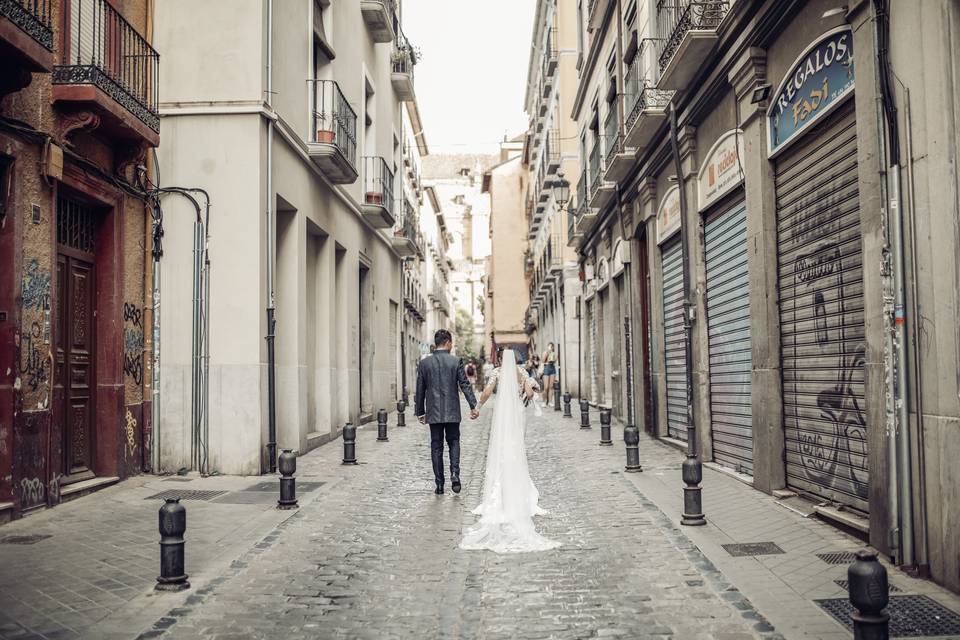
[403,1,536,155]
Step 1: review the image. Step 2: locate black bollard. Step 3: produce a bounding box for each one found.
[553,380,561,411]
[848,550,890,640]
[624,424,642,472]
[397,399,406,427]
[277,449,298,509]
[599,407,613,446]
[377,408,389,442]
[681,454,706,526]
[579,399,591,429]
[562,392,572,418]
[156,498,190,591]
[342,423,358,465]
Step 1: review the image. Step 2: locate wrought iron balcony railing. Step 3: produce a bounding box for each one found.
[542,27,558,80]
[363,156,394,214]
[312,79,358,168]
[656,0,729,74]
[576,172,589,219]
[627,81,673,130]
[2,0,54,51]
[544,127,560,176]
[392,26,415,78]
[603,108,621,167]
[588,142,602,198]
[53,0,159,132]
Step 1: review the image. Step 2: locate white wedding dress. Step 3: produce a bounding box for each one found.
[460,350,560,553]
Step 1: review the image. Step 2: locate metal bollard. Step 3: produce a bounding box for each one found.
[624,423,642,472]
[681,454,706,526]
[277,449,298,510]
[599,407,613,446]
[562,392,572,418]
[553,380,561,411]
[377,408,389,442]
[848,550,890,640]
[342,423,358,465]
[579,399,591,429]
[156,498,190,591]
[397,399,407,427]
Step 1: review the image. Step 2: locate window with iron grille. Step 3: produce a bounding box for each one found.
[57,196,98,254]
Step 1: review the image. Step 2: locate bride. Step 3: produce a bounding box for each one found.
[460,349,560,553]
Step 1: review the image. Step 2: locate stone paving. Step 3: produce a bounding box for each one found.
[2,402,960,639]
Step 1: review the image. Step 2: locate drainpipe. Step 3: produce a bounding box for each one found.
[265,0,278,474]
[873,0,913,566]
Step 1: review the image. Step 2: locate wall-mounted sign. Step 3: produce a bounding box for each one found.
[656,184,681,245]
[768,26,855,157]
[697,129,744,211]
[597,257,610,286]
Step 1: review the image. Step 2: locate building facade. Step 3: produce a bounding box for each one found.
[1,0,159,521]
[522,0,583,396]
[155,0,423,475]
[567,0,960,593]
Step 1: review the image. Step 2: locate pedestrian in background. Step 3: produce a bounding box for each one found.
[541,343,557,406]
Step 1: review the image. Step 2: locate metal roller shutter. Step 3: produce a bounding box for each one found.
[776,100,869,513]
[589,298,598,403]
[661,238,687,441]
[704,202,752,473]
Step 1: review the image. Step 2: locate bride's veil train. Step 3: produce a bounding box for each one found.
[459,349,560,553]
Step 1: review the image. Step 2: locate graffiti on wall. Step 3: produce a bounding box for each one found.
[19,323,50,393]
[123,303,144,385]
[124,409,137,458]
[19,477,44,507]
[21,260,50,311]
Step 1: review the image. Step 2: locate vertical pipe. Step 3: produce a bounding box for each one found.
[265,0,277,473]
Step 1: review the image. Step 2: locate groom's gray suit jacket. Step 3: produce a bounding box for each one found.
[414,349,478,424]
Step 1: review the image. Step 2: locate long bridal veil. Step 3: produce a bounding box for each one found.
[460,349,560,553]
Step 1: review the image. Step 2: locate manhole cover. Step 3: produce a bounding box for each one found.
[0,534,51,545]
[816,595,960,636]
[721,542,785,557]
[834,579,901,593]
[145,490,227,501]
[817,551,858,565]
[243,481,325,493]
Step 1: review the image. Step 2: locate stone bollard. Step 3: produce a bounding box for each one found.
[681,454,706,526]
[342,423,358,465]
[562,392,572,418]
[848,550,890,640]
[277,449,298,510]
[156,498,190,591]
[377,408,389,442]
[553,380,561,411]
[579,399,591,429]
[397,399,407,427]
[599,407,613,446]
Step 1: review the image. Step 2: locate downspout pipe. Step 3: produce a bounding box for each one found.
[874,0,913,567]
[265,0,278,474]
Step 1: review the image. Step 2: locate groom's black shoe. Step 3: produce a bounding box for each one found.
[435,482,444,495]
[451,475,461,494]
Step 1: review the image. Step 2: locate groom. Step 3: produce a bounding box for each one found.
[415,329,479,495]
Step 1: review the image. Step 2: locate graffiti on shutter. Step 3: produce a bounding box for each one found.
[776,100,868,513]
[661,238,687,441]
[704,202,752,474]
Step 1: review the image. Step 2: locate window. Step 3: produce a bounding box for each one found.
[623,0,639,63]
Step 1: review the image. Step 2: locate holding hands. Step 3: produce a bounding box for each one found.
[470,408,480,420]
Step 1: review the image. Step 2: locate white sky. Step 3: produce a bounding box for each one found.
[403,1,536,155]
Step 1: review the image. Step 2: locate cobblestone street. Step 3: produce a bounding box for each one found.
[3,405,960,640]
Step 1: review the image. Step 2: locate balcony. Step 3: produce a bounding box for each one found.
[625,81,672,149]
[392,204,423,258]
[361,157,395,228]
[391,28,416,102]
[587,141,615,210]
[0,0,54,84]
[308,79,358,184]
[360,0,396,43]
[544,128,561,176]
[587,0,612,29]
[543,27,558,78]
[403,273,426,321]
[52,0,159,146]
[603,109,633,183]
[656,0,729,90]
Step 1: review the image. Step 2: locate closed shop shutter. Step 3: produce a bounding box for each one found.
[661,238,687,441]
[597,289,607,405]
[588,298,598,403]
[704,202,752,473]
[776,100,869,513]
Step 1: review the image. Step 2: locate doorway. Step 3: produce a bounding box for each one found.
[358,262,373,417]
[55,195,99,485]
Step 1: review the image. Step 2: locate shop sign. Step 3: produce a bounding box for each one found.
[697,129,744,211]
[768,27,855,157]
[656,185,681,244]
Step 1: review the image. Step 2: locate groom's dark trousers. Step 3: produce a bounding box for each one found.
[430,423,460,484]
[414,348,478,487]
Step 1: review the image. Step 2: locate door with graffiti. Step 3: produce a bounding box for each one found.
[776,100,869,513]
[55,196,98,485]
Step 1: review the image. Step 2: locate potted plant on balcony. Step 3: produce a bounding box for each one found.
[315,112,335,144]
[365,191,383,205]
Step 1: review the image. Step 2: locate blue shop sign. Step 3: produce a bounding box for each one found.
[767,27,855,157]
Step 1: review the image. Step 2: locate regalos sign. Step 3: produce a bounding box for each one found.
[767,27,855,156]
[697,129,744,211]
[656,185,681,245]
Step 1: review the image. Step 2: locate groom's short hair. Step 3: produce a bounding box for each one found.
[434,329,453,347]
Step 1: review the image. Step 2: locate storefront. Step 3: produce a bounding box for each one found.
[657,185,687,442]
